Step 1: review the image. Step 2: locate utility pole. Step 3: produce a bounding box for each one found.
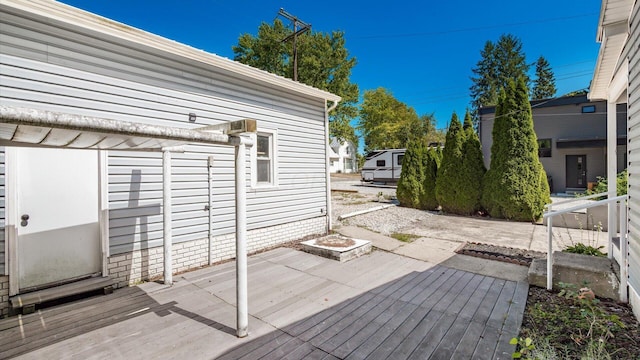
[278,8,311,81]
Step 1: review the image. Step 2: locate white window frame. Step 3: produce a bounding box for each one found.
[251,129,278,189]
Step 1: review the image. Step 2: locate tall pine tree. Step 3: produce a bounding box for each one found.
[435,113,465,213]
[470,34,530,126]
[482,78,550,221]
[531,56,557,100]
[457,111,486,215]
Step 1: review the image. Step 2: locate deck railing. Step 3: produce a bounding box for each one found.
[542,193,628,302]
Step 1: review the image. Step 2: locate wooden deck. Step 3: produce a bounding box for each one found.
[0,248,528,359]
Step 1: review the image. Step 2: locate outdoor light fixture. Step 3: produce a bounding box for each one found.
[189,113,197,122]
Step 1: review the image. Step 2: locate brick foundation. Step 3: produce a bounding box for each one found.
[108,217,327,288]
[0,276,8,318]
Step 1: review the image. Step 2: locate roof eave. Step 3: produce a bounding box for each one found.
[1,0,341,103]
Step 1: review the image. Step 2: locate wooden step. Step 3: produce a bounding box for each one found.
[10,277,115,314]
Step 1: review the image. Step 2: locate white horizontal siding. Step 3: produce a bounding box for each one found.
[0,11,330,255]
[0,148,4,274]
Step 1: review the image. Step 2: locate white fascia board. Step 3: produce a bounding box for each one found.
[1,0,341,104]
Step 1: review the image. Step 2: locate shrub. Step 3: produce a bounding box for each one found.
[456,111,486,215]
[396,138,424,208]
[420,146,440,210]
[481,77,550,221]
[584,169,627,199]
[436,113,465,213]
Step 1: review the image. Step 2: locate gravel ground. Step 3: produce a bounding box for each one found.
[331,191,434,235]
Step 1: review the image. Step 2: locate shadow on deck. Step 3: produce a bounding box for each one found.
[0,248,528,360]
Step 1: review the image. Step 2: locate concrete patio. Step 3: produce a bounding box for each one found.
[0,247,527,359]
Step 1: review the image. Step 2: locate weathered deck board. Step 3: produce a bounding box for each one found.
[0,248,528,360]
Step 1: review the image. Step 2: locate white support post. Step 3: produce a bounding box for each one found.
[607,101,617,259]
[235,142,249,338]
[547,216,553,290]
[163,150,173,286]
[208,155,215,265]
[620,199,628,302]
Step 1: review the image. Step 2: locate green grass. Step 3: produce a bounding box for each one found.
[390,233,420,243]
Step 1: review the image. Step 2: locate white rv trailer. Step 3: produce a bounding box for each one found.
[361,149,406,183]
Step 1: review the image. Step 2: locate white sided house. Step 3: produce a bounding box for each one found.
[329,137,357,173]
[0,0,341,331]
[590,0,640,320]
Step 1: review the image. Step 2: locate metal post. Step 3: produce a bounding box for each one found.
[607,101,617,259]
[163,150,173,285]
[547,216,553,290]
[620,199,628,302]
[208,155,215,265]
[235,142,249,338]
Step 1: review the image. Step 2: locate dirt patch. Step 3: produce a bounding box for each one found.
[314,235,356,248]
[521,286,640,359]
[456,242,546,266]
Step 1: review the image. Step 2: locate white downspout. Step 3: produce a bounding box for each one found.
[163,150,173,285]
[325,99,340,232]
[607,100,617,259]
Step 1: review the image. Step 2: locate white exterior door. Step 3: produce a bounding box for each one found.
[15,147,101,291]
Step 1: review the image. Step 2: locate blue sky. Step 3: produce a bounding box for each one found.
[58,0,601,133]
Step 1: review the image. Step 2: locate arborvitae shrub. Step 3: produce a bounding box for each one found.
[396,138,424,208]
[457,111,486,215]
[435,113,465,213]
[481,77,550,221]
[420,146,440,210]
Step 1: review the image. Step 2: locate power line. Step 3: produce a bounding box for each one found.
[353,13,597,40]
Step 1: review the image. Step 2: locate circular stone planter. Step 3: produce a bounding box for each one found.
[300,235,371,262]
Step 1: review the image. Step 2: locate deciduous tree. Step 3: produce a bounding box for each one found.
[233,20,359,145]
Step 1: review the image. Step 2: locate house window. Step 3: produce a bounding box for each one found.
[582,105,596,113]
[538,138,552,157]
[251,130,277,187]
[377,160,385,167]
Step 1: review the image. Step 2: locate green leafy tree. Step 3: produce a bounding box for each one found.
[233,20,359,145]
[482,78,550,221]
[470,34,530,126]
[396,138,424,208]
[420,146,441,210]
[457,111,486,214]
[435,113,465,213]
[531,56,557,100]
[359,87,422,151]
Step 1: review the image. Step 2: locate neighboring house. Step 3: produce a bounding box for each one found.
[590,0,639,320]
[0,0,340,325]
[329,137,358,173]
[479,95,627,193]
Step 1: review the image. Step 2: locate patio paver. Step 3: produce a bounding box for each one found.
[0,248,527,359]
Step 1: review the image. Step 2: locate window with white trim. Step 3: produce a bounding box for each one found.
[251,130,278,188]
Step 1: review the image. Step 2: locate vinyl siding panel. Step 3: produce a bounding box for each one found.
[0,9,330,255]
[0,148,4,274]
[627,3,640,293]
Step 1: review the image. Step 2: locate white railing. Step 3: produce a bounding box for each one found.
[543,193,628,302]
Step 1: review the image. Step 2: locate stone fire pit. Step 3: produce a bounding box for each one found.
[300,234,371,262]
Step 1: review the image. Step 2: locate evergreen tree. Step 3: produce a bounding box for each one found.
[470,34,530,126]
[420,146,440,210]
[435,113,465,213]
[531,56,557,100]
[481,78,550,221]
[396,138,424,208]
[456,111,486,214]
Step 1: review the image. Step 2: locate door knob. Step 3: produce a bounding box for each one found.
[21,214,29,227]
